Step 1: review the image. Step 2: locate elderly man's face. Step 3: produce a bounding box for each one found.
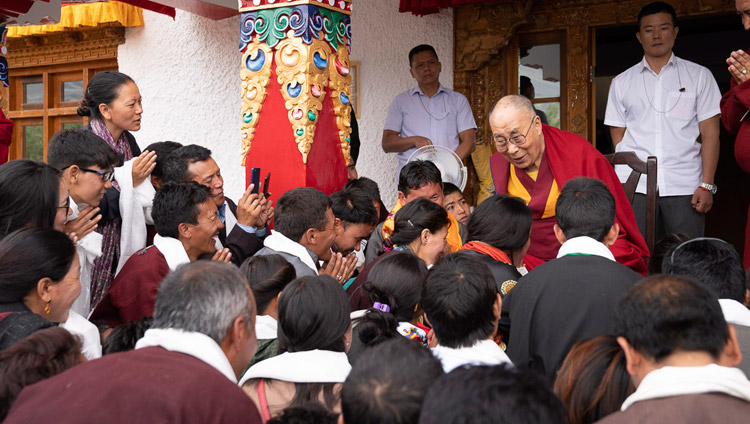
[490,106,544,173]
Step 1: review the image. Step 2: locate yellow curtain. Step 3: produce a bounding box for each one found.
[7,1,144,37]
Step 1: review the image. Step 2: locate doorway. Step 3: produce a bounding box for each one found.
[594,13,750,257]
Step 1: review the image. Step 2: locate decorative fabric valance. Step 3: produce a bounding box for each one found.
[7,1,148,37]
[399,0,492,16]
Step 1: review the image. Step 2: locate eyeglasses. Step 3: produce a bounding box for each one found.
[61,165,115,182]
[57,198,70,211]
[493,116,536,151]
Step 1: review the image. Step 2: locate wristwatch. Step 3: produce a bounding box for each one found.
[700,182,717,195]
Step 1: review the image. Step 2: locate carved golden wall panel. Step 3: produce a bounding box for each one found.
[7,27,124,69]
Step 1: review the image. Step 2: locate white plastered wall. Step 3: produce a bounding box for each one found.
[119,2,454,207]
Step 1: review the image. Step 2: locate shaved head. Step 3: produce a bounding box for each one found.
[490,95,536,119]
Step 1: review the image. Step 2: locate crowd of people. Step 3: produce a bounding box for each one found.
[2,1,750,422]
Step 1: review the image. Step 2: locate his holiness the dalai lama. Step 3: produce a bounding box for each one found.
[488,95,649,275]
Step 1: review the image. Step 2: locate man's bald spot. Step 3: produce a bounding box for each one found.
[490,94,536,119]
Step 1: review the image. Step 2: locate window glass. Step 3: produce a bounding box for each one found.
[62,80,84,103]
[23,125,44,161]
[23,82,43,108]
[519,44,561,98]
[62,121,84,130]
[534,101,561,129]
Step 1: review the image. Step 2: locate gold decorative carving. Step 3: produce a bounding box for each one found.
[275,30,329,162]
[454,0,533,72]
[7,27,124,69]
[240,41,273,164]
[328,46,353,165]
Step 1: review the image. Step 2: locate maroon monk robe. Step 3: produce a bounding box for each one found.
[5,346,262,423]
[90,245,170,327]
[490,124,649,275]
[721,77,750,268]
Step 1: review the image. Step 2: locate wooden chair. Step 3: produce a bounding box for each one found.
[604,152,658,254]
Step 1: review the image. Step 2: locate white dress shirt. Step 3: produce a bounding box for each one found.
[384,84,476,174]
[605,54,721,196]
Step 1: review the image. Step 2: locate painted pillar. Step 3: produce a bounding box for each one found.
[238,0,353,198]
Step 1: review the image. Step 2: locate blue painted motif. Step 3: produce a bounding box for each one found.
[313,51,327,70]
[245,49,265,72]
[287,82,302,98]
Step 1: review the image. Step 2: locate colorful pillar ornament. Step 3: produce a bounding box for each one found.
[239,0,353,198]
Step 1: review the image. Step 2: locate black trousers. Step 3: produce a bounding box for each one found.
[632,193,705,240]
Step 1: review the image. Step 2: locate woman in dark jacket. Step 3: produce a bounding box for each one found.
[460,194,531,296]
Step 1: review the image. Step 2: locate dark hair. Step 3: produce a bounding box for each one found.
[276,275,351,410]
[365,252,427,322]
[556,177,615,242]
[357,253,429,347]
[638,1,678,28]
[274,187,333,242]
[0,160,62,236]
[345,177,387,223]
[419,364,567,424]
[0,327,83,421]
[77,71,135,121]
[0,228,76,303]
[408,44,438,66]
[613,275,729,362]
[102,317,153,355]
[343,337,444,424]
[467,194,531,253]
[46,129,119,170]
[151,181,212,239]
[520,75,533,99]
[648,233,690,275]
[422,252,498,349]
[266,402,339,424]
[662,238,746,303]
[388,198,450,247]
[330,187,378,226]
[143,141,183,179]
[277,275,350,353]
[554,335,634,424]
[239,254,296,315]
[442,182,461,197]
[398,160,442,196]
[161,144,213,183]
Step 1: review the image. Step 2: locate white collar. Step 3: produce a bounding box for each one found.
[135,328,238,383]
[255,315,278,340]
[263,231,319,275]
[153,234,191,271]
[556,236,615,261]
[621,364,750,411]
[412,84,447,97]
[719,299,750,327]
[239,350,351,386]
[432,339,513,373]
[640,53,677,74]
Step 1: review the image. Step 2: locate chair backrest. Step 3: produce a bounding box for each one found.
[604,152,657,254]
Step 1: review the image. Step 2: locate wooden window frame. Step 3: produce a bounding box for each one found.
[515,30,568,130]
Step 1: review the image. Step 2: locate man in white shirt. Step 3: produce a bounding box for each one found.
[605,1,721,239]
[382,44,477,175]
[422,251,511,373]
